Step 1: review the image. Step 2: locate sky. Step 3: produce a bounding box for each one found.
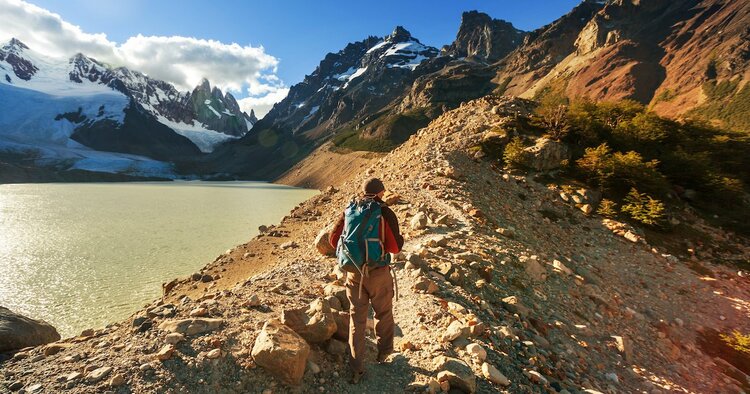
[0,0,581,116]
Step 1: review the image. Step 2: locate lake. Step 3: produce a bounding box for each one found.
[0,181,317,338]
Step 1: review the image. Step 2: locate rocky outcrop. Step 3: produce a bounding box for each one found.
[523,137,570,171]
[251,319,310,385]
[442,11,526,63]
[0,306,60,352]
[280,298,337,343]
[0,38,38,81]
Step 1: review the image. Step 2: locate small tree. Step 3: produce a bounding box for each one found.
[621,188,665,226]
[503,136,527,168]
[539,104,571,141]
[597,199,618,218]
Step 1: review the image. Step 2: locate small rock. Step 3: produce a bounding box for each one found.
[85,366,113,383]
[411,212,428,230]
[482,362,510,386]
[43,343,70,356]
[412,276,439,294]
[552,259,573,275]
[326,339,347,356]
[527,370,548,385]
[157,318,223,335]
[66,372,83,381]
[189,307,208,317]
[155,344,175,361]
[206,349,222,359]
[165,333,185,345]
[441,320,465,342]
[109,374,125,387]
[434,356,476,393]
[8,381,23,391]
[308,360,321,374]
[466,343,486,361]
[201,274,214,283]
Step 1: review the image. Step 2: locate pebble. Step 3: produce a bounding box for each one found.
[482,362,511,386]
[206,349,222,359]
[466,343,487,361]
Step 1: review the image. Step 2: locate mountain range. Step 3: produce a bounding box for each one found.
[0,38,256,180]
[1,0,748,181]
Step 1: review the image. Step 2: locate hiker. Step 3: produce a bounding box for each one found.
[329,177,404,384]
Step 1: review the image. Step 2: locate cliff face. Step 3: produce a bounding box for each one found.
[495,0,750,129]
[441,11,526,63]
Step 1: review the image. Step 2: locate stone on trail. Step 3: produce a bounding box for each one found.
[155,344,175,361]
[466,343,487,361]
[501,296,530,317]
[482,362,510,386]
[314,228,335,256]
[326,338,347,355]
[157,318,223,336]
[552,259,573,275]
[85,366,112,383]
[281,298,337,343]
[324,283,349,310]
[521,255,546,281]
[0,306,61,352]
[434,356,476,393]
[206,348,222,359]
[411,212,428,230]
[251,319,310,386]
[109,374,125,387]
[441,320,465,342]
[42,343,71,356]
[413,276,439,294]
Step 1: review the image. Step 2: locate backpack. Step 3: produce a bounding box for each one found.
[336,197,392,275]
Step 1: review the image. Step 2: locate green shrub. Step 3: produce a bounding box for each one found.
[576,143,667,196]
[721,331,750,354]
[597,199,618,218]
[503,136,527,168]
[621,188,665,226]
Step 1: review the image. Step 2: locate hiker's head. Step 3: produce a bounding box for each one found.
[363,177,385,198]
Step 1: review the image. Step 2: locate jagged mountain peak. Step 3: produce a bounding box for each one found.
[387,26,414,43]
[3,38,29,52]
[442,10,526,63]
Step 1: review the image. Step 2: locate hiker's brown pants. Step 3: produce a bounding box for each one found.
[345,266,394,373]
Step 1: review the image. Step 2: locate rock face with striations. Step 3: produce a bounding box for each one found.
[0,306,60,352]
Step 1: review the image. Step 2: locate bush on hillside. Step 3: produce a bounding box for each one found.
[621,188,666,226]
[721,331,750,355]
[597,199,618,218]
[503,136,527,168]
[576,143,667,197]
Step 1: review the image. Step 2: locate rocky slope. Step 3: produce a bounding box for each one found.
[495,0,750,130]
[2,96,748,394]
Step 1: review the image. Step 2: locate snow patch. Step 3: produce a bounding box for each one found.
[205,104,221,118]
[156,116,237,153]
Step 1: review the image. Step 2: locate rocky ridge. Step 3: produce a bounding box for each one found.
[2,96,748,393]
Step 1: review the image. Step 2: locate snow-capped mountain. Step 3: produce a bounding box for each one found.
[250,26,439,137]
[0,38,258,179]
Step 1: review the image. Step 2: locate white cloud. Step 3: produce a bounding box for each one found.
[0,0,288,114]
[239,87,290,118]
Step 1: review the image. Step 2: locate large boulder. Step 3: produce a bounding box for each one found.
[251,319,310,386]
[281,298,337,343]
[314,228,335,256]
[0,306,60,352]
[523,137,570,171]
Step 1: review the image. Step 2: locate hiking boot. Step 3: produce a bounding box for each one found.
[350,370,364,384]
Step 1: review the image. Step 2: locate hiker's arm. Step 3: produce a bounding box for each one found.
[328,213,344,249]
[382,207,404,252]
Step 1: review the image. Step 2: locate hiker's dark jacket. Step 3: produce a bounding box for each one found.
[329,196,404,253]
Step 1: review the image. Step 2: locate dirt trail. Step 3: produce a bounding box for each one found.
[2,96,749,394]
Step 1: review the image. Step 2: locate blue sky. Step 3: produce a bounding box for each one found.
[3,0,581,115]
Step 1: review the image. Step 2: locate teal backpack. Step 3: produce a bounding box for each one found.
[336,197,392,275]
